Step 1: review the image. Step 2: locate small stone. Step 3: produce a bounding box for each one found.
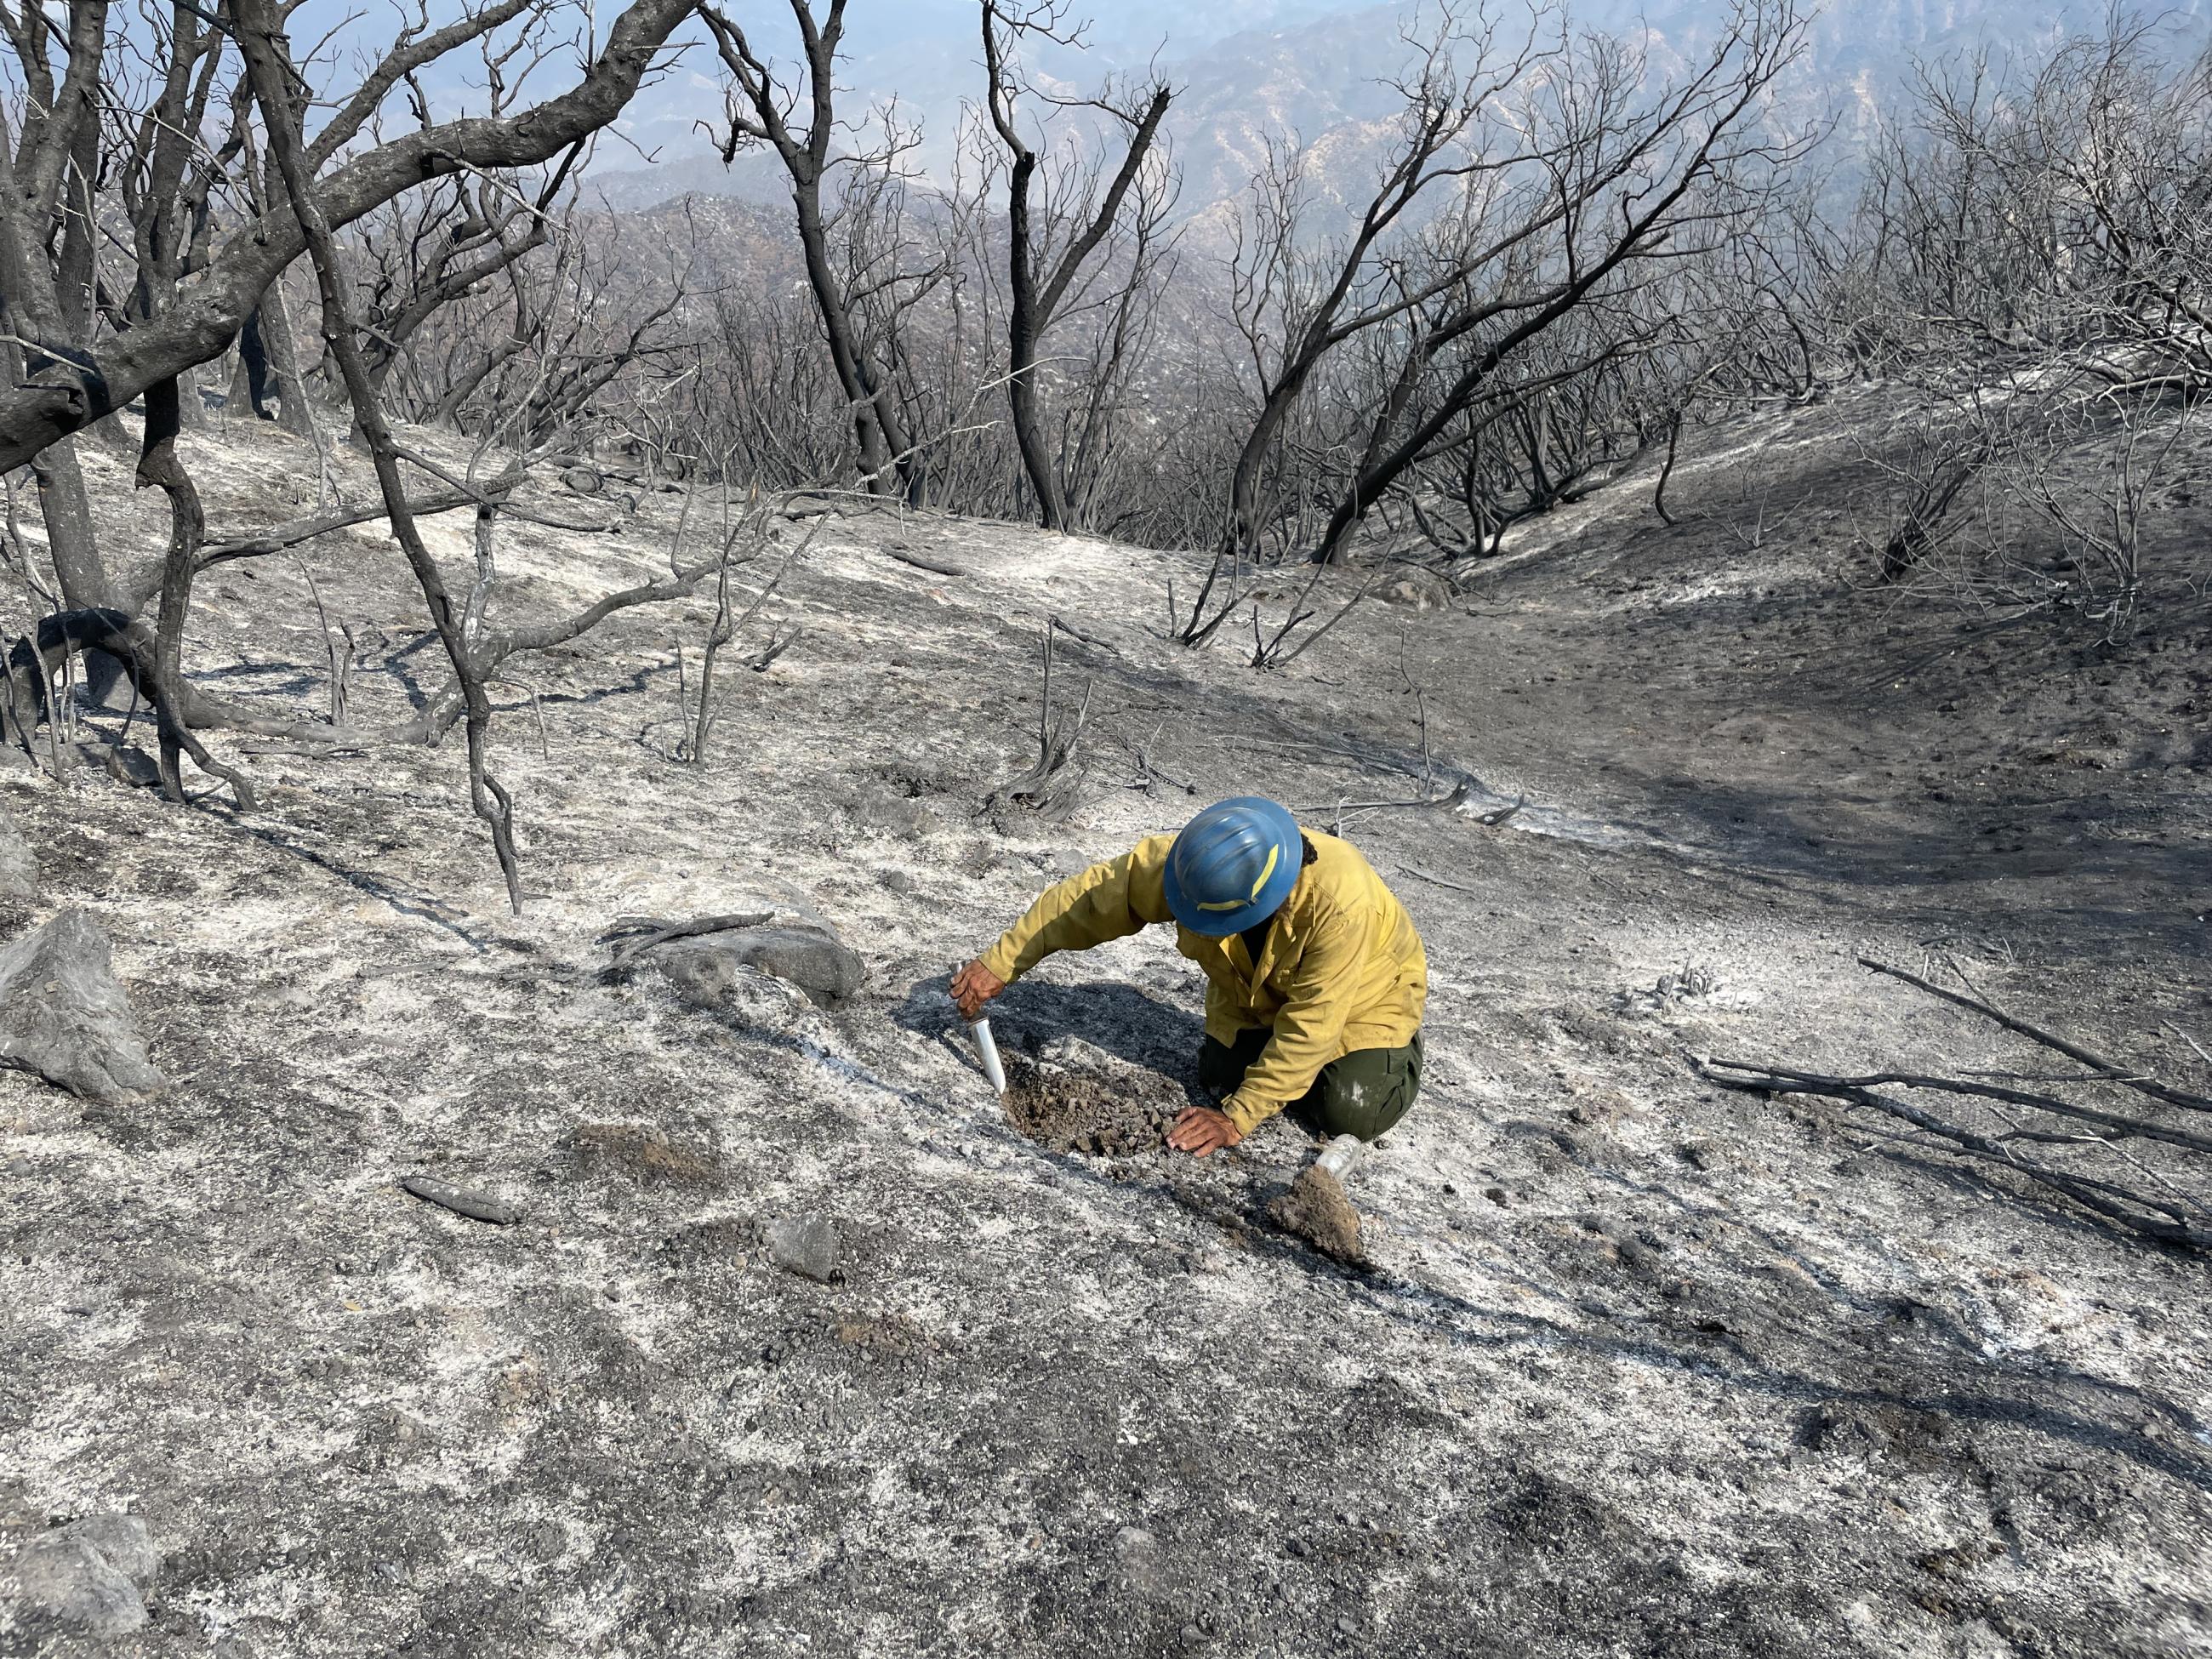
[764,1214,841,1283]
[1114,1526,1164,1596]
[0,804,36,900]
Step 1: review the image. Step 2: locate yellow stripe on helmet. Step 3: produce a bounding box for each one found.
[1248,842,1280,898]
[1193,842,1280,910]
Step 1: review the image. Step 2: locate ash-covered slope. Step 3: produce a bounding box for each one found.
[1,404,2207,1657]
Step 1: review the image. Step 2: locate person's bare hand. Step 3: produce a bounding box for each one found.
[1167,1105,1244,1156]
[949,960,1006,1022]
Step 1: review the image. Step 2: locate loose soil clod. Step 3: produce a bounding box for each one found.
[1266,1165,1365,1264]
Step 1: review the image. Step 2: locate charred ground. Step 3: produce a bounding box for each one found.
[0,392,2208,1658]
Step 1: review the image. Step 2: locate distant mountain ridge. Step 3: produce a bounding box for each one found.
[596,0,2211,216]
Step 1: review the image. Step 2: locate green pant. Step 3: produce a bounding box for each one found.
[1200,1028,1423,1142]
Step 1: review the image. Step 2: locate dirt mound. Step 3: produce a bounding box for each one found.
[1001,1052,1176,1156]
[1267,1165,1365,1264]
[565,1121,722,1187]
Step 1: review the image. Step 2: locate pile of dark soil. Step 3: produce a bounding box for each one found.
[1001,1052,1178,1156]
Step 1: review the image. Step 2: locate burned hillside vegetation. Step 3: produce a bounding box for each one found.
[2,1,2209,1656]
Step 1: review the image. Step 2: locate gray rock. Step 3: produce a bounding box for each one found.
[0,909,164,1103]
[66,739,162,789]
[654,924,864,1010]
[764,1213,841,1282]
[59,1515,157,1586]
[0,805,35,900]
[8,1514,158,1637]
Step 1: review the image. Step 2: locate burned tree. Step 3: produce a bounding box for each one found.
[0,0,695,783]
[978,1,1173,532]
[1833,20,2210,628]
[701,2,946,500]
[0,0,695,485]
[1196,0,1812,579]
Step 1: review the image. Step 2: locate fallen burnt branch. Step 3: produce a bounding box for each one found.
[1860,957,2212,1116]
[881,544,972,578]
[1695,957,2212,1251]
[1296,778,1473,824]
[1702,1059,2212,1159]
[400,1175,522,1227]
[601,911,773,971]
[1696,1055,2212,1250]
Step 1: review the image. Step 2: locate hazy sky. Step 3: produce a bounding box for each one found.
[290,0,2211,191]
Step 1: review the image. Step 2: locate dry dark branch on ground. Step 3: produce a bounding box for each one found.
[601,912,775,971]
[1860,957,2212,1115]
[881,545,972,578]
[1399,864,1479,895]
[1696,1055,2211,1251]
[399,1175,523,1227]
[1702,1058,2212,1159]
[1297,779,1473,820]
[1695,959,2212,1250]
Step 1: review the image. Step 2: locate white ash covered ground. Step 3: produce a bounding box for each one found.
[1,402,2208,1658]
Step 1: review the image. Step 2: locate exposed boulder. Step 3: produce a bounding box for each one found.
[4,1514,159,1637]
[0,909,164,1103]
[652,923,864,1010]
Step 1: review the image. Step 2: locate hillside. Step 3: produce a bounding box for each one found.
[593,0,2212,214]
[0,394,2208,1656]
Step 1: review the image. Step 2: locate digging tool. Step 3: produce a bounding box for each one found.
[969,1018,1007,1094]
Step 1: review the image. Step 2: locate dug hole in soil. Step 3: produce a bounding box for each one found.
[0,396,2209,1658]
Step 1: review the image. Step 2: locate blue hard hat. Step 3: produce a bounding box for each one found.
[1162,797,1303,936]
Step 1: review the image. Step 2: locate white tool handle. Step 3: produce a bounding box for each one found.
[1314,1133,1365,1180]
[969,1018,1007,1094]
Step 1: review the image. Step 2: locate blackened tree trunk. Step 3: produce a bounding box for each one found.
[979,2,1171,533]
[702,3,920,498]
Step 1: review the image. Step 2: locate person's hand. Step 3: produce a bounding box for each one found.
[1167,1105,1244,1157]
[949,960,1006,1022]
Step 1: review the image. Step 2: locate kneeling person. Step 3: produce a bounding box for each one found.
[950,797,1428,1155]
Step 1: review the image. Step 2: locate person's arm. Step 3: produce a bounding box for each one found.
[1217,907,1366,1136]
[974,836,1174,987]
